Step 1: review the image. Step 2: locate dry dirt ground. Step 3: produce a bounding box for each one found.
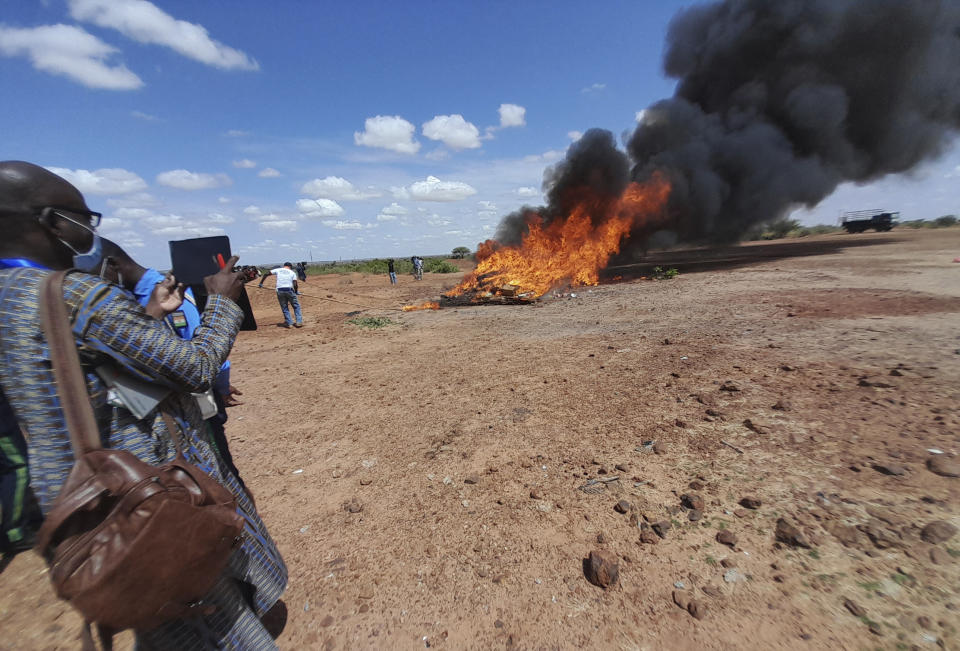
[2,227,959,650]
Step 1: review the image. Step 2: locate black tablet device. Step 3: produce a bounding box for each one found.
[168,236,257,330]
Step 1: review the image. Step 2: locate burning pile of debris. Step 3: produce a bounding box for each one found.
[439,283,535,307]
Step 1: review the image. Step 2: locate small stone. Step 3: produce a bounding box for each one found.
[733,508,748,518]
[359,477,372,485]
[772,574,785,583]
[917,616,933,629]
[639,530,660,545]
[344,498,363,513]
[530,488,543,500]
[614,463,628,472]
[780,364,796,371]
[614,500,632,514]
[687,599,708,620]
[674,418,687,428]
[464,474,480,485]
[739,496,762,509]
[442,476,453,485]
[871,463,907,476]
[844,599,866,618]
[701,585,723,598]
[688,479,705,490]
[720,558,737,568]
[681,493,705,511]
[868,622,883,636]
[930,546,952,565]
[584,550,619,589]
[824,521,860,547]
[775,517,811,548]
[494,619,504,629]
[653,441,668,455]
[723,569,745,583]
[672,590,690,610]
[771,400,791,411]
[652,520,671,538]
[920,520,957,544]
[319,614,334,627]
[688,509,703,522]
[720,381,741,392]
[716,530,738,547]
[926,456,960,478]
[705,408,724,418]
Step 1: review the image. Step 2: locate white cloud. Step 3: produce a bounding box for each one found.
[354,115,420,154]
[321,220,364,230]
[258,167,281,178]
[635,109,647,123]
[568,130,583,141]
[205,212,234,224]
[478,201,497,211]
[376,213,397,222]
[138,212,225,237]
[131,110,159,121]
[68,0,258,71]
[243,205,261,215]
[380,202,408,216]
[106,191,159,209]
[406,176,477,202]
[232,159,256,168]
[297,198,344,218]
[516,186,539,198]
[218,196,231,204]
[156,169,232,190]
[259,219,299,232]
[499,104,526,128]
[0,24,142,90]
[422,114,481,150]
[46,167,147,195]
[300,176,379,201]
[581,82,606,94]
[225,129,250,137]
[111,207,153,220]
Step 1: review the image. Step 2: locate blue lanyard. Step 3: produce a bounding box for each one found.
[0,258,49,270]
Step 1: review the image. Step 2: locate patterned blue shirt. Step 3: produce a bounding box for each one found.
[0,267,286,645]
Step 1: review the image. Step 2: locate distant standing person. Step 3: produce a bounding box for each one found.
[413,256,423,280]
[387,258,397,284]
[296,261,307,281]
[260,262,303,327]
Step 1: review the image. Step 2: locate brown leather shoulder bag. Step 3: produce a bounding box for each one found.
[34,270,245,635]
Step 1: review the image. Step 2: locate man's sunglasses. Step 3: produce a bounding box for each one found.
[38,206,102,229]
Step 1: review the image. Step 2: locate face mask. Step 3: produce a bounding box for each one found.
[54,214,105,273]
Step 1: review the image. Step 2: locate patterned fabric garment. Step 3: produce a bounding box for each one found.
[0,267,287,649]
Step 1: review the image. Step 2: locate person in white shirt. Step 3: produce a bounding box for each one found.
[259,262,303,328]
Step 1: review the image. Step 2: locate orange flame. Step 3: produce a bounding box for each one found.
[447,174,670,299]
[402,301,440,312]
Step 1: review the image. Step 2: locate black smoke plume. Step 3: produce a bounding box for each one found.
[497,0,960,248]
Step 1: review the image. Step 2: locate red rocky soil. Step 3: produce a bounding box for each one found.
[2,227,959,649]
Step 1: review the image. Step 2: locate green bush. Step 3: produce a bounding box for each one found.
[424,259,459,273]
[935,215,957,227]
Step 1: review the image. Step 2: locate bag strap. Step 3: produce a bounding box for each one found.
[160,411,186,458]
[38,270,102,456]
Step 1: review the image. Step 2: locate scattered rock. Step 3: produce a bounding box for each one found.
[771,399,792,411]
[688,509,703,522]
[343,498,363,513]
[723,569,745,584]
[530,488,543,500]
[639,530,660,545]
[720,558,737,568]
[464,474,480,485]
[687,600,708,620]
[584,550,619,589]
[701,585,723,598]
[716,530,738,547]
[743,419,769,435]
[681,493,705,511]
[844,599,866,618]
[733,508,748,518]
[672,590,690,610]
[930,547,952,565]
[653,441,668,455]
[319,614,335,627]
[720,381,741,392]
[688,479,705,490]
[705,408,724,418]
[359,477,372,485]
[614,463,628,472]
[926,456,960,478]
[917,616,933,629]
[824,521,861,547]
[775,518,811,548]
[920,521,957,544]
[871,463,907,476]
[614,500,632,514]
[652,520,671,538]
[868,622,883,636]
[780,364,796,371]
[739,496,762,509]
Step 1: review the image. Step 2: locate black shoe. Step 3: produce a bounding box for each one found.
[1,531,37,558]
[294,323,303,328]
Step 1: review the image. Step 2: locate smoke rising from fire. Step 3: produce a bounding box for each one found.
[498,0,960,248]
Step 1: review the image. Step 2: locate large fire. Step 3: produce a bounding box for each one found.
[447,174,670,300]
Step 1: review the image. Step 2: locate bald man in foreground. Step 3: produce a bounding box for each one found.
[0,161,286,649]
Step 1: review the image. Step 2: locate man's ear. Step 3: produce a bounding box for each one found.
[37,207,68,238]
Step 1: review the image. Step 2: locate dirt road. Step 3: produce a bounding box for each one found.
[2,228,959,649]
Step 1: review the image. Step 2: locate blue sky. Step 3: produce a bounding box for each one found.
[2,1,958,268]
